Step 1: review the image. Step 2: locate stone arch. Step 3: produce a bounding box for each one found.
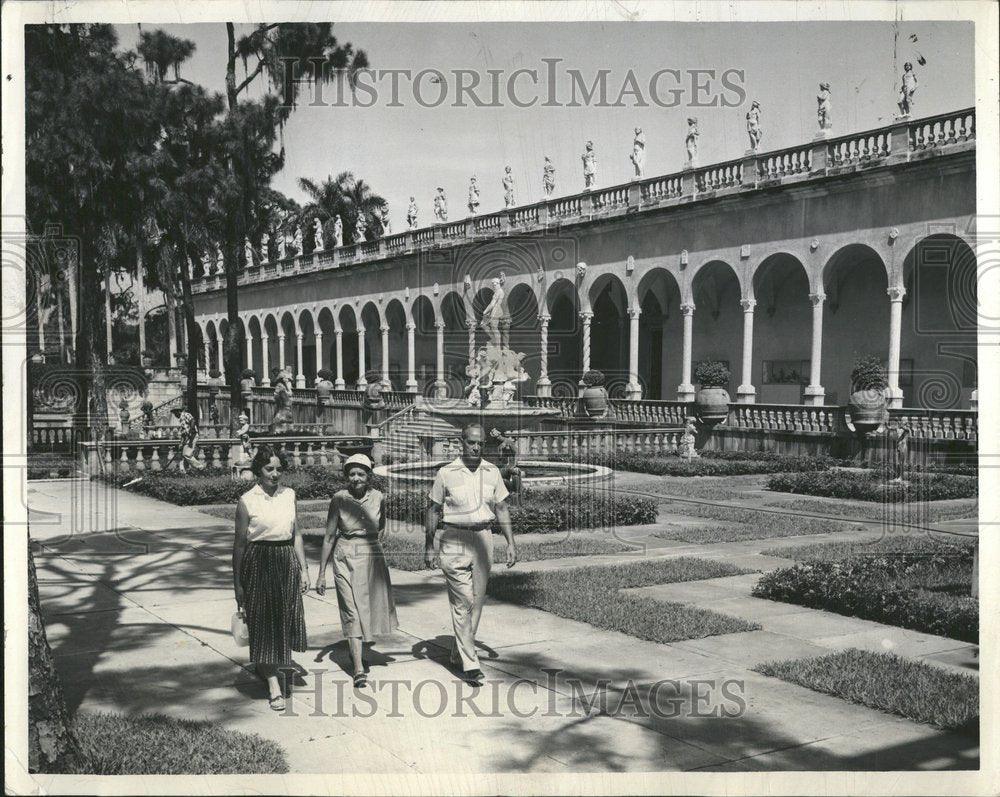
[506,281,540,394]
[545,278,581,396]
[278,311,298,384]
[751,253,812,403]
[636,267,683,400]
[899,233,978,408]
[588,273,630,396]
[689,257,745,303]
[411,294,437,394]
[821,244,890,404]
[297,308,317,386]
[690,260,741,394]
[316,306,337,380]
[384,298,408,390]
[338,305,361,388]
[360,302,383,384]
[440,291,468,397]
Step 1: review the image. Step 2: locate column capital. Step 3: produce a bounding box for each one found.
[261,333,269,341]
[434,321,446,330]
[628,307,642,319]
[296,332,304,340]
[334,328,343,337]
[740,298,756,312]
[277,332,285,340]
[887,285,907,302]
[406,322,415,331]
[681,302,696,315]
[380,325,390,334]
[579,311,594,321]
[466,320,476,330]
[538,313,551,323]
[314,330,323,338]
[808,291,826,305]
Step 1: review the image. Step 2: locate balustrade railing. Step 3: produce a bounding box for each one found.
[190,108,975,294]
[889,408,977,441]
[511,426,684,459]
[608,399,689,426]
[725,403,841,433]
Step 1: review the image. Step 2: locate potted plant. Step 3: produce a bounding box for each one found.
[141,349,156,368]
[694,361,731,424]
[207,368,223,395]
[848,355,888,432]
[118,397,130,426]
[315,369,335,403]
[240,368,257,399]
[175,351,188,369]
[580,369,609,418]
[140,398,154,427]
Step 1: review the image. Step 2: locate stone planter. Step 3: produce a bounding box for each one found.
[240,377,255,399]
[580,386,609,418]
[695,387,730,425]
[316,379,334,404]
[848,389,888,434]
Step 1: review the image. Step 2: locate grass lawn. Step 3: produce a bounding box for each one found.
[654,509,861,544]
[299,529,635,570]
[755,649,978,732]
[67,712,288,774]
[487,557,758,643]
[763,497,978,524]
[763,533,976,562]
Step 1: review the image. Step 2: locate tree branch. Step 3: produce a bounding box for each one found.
[234,57,267,98]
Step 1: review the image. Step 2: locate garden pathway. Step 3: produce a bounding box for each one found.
[29,478,978,774]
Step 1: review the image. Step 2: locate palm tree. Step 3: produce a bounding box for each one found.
[298,171,386,247]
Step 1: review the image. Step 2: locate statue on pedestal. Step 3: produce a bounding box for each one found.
[897,62,918,117]
[312,218,324,251]
[890,424,911,482]
[480,277,509,349]
[433,187,448,223]
[243,237,255,268]
[271,370,293,434]
[333,215,343,247]
[503,166,516,208]
[630,127,646,177]
[680,417,700,459]
[490,427,523,500]
[406,197,419,229]
[260,233,270,264]
[468,176,480,215]
[817,83,832,131]
[355,211,368,243]
[685,117,700,166]
[581,141,597,188]
[292,225,303,256]
[277,230,287,260]
[380,203,391,235]
[543,157,555,196]
[746,100,762,151]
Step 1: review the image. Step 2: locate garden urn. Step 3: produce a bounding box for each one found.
[695,387,730,425]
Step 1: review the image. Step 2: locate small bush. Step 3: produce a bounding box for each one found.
[694,360,730,388]
[753,549,977,642]
[851,355,888,391]
[767,469,977,502]
[582,369,605,387]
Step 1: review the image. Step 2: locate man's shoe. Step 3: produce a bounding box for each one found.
[463,668,485,687]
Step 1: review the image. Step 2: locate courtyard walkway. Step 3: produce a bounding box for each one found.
[29,478,978,773]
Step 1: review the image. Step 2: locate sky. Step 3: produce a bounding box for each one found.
[114,21,975,230]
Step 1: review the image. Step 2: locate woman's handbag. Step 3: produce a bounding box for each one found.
[231,609,250,647]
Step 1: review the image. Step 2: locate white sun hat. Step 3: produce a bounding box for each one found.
[343,453,374,473]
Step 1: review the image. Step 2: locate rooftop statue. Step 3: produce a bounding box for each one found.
[817,82,832,131]
[433,187,448,223]
[407,196,418,230]
[380,203,391,235]
[355,211,368,242]
[468,175,480,216]
[630,127,646,177]
[685,117,699,167]
[746,100,762,151]
[333,215,343,247]
[897,62,918,117]
[313,218,324,251]
[244,237,255,267]
[503,166,516,208]
[543,157,555,196]
[581,141,597,188]
[260,233,269,264]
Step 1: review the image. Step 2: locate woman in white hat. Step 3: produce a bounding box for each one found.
[316,453,398,687]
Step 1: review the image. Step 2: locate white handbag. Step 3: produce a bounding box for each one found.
[231,610,250,647]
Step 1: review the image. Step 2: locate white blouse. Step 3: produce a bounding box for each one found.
[241,484,297,542]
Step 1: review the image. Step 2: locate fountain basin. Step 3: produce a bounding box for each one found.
[374,459,612,488]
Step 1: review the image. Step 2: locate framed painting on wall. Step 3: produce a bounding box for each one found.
[761,360,810,385]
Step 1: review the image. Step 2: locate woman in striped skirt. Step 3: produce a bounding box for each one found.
[316,453,398,688]
[233,445,309,710]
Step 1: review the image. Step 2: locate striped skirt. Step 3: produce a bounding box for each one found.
[240,540,307,665]
[333,536,399,641]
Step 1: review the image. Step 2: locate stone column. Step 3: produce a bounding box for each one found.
[536,313,552,397]
[215,329,224,376]
[295,332,305,388]
[887,286,906,408]
[203,339,211,374]
[277,332,286,377]
[334,329,345,389]
[626,308,642,400]
[434,321,447,398]
[260,334,270,386]
[57,291,67,362]
[578,311,593,394]
[357,329,367,391]
[736,298,757,403]
[314,331,324,378]
[380,325,391,388]
[245,333,253,370]
[678,303,696,402]
[405,322,417,391]
[467,320,476,366]
[804,292,826,405]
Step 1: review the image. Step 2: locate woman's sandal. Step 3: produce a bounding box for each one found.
[353,672,368,689]
[268,694,286,711]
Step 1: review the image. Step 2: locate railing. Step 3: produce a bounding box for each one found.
[521,395,579,417]
[889,408,978,441]
[189,108,975,295]
[511,426,684,459]
[83,434,375,477]
[609,399,689,426]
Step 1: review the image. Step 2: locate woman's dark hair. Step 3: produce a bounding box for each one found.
[250,444,289,477]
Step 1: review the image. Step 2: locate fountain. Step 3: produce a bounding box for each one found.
[374,274,613,490]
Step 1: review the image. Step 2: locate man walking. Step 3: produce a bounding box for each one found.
[425,423,516,686]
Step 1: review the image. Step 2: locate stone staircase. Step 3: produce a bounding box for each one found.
[381,404,462,463]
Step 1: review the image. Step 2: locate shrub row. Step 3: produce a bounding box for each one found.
[766,469,978,502]
[563,450,833,477]
[753,553,977,642]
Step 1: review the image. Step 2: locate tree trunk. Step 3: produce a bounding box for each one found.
[223,242,244,422]
[28,543,84,772]
[77,251,109,442]
[179,252,201,425]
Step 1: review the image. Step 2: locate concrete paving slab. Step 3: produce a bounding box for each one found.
[673,631,830,668]
[624,573,761,604]
[813,627,972,659]
[694,596,813,621]
[37,575,130,616]
[917,645,980,675]
[44,605,174,655]
[759,608,894,640]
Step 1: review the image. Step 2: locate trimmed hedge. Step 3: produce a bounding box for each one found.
[766,469,978,502]
[753,549,977,642]
[562,450,833,477]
